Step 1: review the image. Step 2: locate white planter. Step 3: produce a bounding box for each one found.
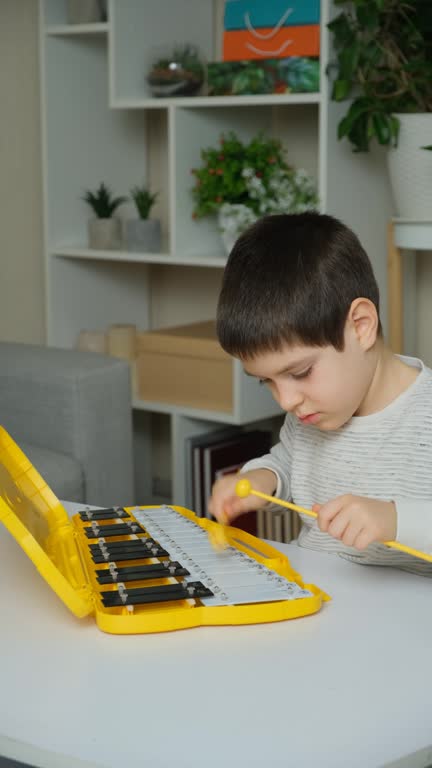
[387,113,432,219]
[88,218,121,250]
[125,218,161,253]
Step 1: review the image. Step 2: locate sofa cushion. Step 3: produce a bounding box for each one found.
[20,441,84,503]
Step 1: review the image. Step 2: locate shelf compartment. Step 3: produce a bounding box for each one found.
[110,0,214,104]
[172,103,319,259]
[48,256,151,349]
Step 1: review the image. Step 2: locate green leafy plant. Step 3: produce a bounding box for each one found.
[207,58,319,97]
[130,185,158,219]
[82,183,126,218]
[148,44,204,96]
[191,131,318,219]
[328,0,432,152]
[191,132,287,218]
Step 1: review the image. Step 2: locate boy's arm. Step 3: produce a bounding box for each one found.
[241,414,295,501]
[395,499,432,552]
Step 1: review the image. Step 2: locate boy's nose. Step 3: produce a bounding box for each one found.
[277,383,304,412]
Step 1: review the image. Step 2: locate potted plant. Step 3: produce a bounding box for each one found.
[147,44,205,97]
[126,185,161,253]
[328,0,432,218]
[191,131,318,253]
[82,182,126,250]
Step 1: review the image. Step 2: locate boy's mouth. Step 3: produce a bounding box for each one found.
[298,412,320,425]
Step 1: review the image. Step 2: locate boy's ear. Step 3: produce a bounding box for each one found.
[347,298,379,350]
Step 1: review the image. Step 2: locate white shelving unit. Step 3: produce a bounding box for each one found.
[40,0,393,505]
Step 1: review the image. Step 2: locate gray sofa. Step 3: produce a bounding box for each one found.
[0,342,134,506]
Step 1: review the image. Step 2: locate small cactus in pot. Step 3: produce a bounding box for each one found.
[125,184,161,253]
[82,182,126,250]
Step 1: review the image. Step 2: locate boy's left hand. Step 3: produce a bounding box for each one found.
[313,495,397,551]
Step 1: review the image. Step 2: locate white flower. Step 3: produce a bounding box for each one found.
[216,166,318,247]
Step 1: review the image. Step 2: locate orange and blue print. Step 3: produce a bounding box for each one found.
[223,0,320,62]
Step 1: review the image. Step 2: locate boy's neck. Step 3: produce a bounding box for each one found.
[356,344,419,417]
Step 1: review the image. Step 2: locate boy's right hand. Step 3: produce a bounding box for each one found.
[208,468,278,525]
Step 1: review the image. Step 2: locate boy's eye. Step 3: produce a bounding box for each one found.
[291,366,312,380]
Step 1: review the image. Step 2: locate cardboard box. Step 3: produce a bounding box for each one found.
[136,321,233,412]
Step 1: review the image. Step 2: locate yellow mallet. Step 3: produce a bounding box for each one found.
[235,478,432,565]
[236,478,317,519]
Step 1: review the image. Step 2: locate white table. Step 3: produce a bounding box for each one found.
[0,502,431,768]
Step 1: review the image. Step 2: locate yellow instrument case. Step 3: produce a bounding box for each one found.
[0,426,329,634]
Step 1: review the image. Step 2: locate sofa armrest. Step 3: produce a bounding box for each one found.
[0,342,134,506]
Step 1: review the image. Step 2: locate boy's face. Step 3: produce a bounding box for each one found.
[242,327,376,431]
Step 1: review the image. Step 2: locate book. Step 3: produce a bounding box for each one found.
[184,428,239,514]
[202,429,272,534]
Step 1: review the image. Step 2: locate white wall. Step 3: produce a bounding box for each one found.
[0,0,45,344]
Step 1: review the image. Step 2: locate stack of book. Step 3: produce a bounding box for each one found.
[184,428,300,542]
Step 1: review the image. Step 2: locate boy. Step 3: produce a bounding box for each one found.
[208,212,432,575]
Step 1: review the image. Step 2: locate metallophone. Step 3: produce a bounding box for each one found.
[0,426,329,634]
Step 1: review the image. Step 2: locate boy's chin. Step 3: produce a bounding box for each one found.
[315,414,349,432]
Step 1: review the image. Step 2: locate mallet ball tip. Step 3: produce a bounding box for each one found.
[235,478,252,498]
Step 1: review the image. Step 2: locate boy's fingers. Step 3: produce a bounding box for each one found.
[317,497,344,532]
[342,520,364,548]
[220,506,228,525]
[327,509,351,540]
[208,494,244,524]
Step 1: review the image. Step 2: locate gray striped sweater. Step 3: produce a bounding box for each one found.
[243,355,432,576]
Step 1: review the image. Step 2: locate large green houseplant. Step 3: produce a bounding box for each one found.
[328,0,432,151]
[328,0,432,217]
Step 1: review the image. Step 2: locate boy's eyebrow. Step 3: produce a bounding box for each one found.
[243,356,315,377]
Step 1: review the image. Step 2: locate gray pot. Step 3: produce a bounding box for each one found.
[125,219,162,253]
[88,218,122,250]
[67,0,107,24]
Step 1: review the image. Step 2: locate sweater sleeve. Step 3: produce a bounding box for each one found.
[241,414,295,501]
[395,499,432,552]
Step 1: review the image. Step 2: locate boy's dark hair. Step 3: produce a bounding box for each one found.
[216,212,382,358]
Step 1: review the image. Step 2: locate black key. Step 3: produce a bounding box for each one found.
[89,537,156,553]
[79,507,130,521]
[84,522,144,538]
[101,581,213,607]
[91,547,169,564]
[96,562,189,584]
